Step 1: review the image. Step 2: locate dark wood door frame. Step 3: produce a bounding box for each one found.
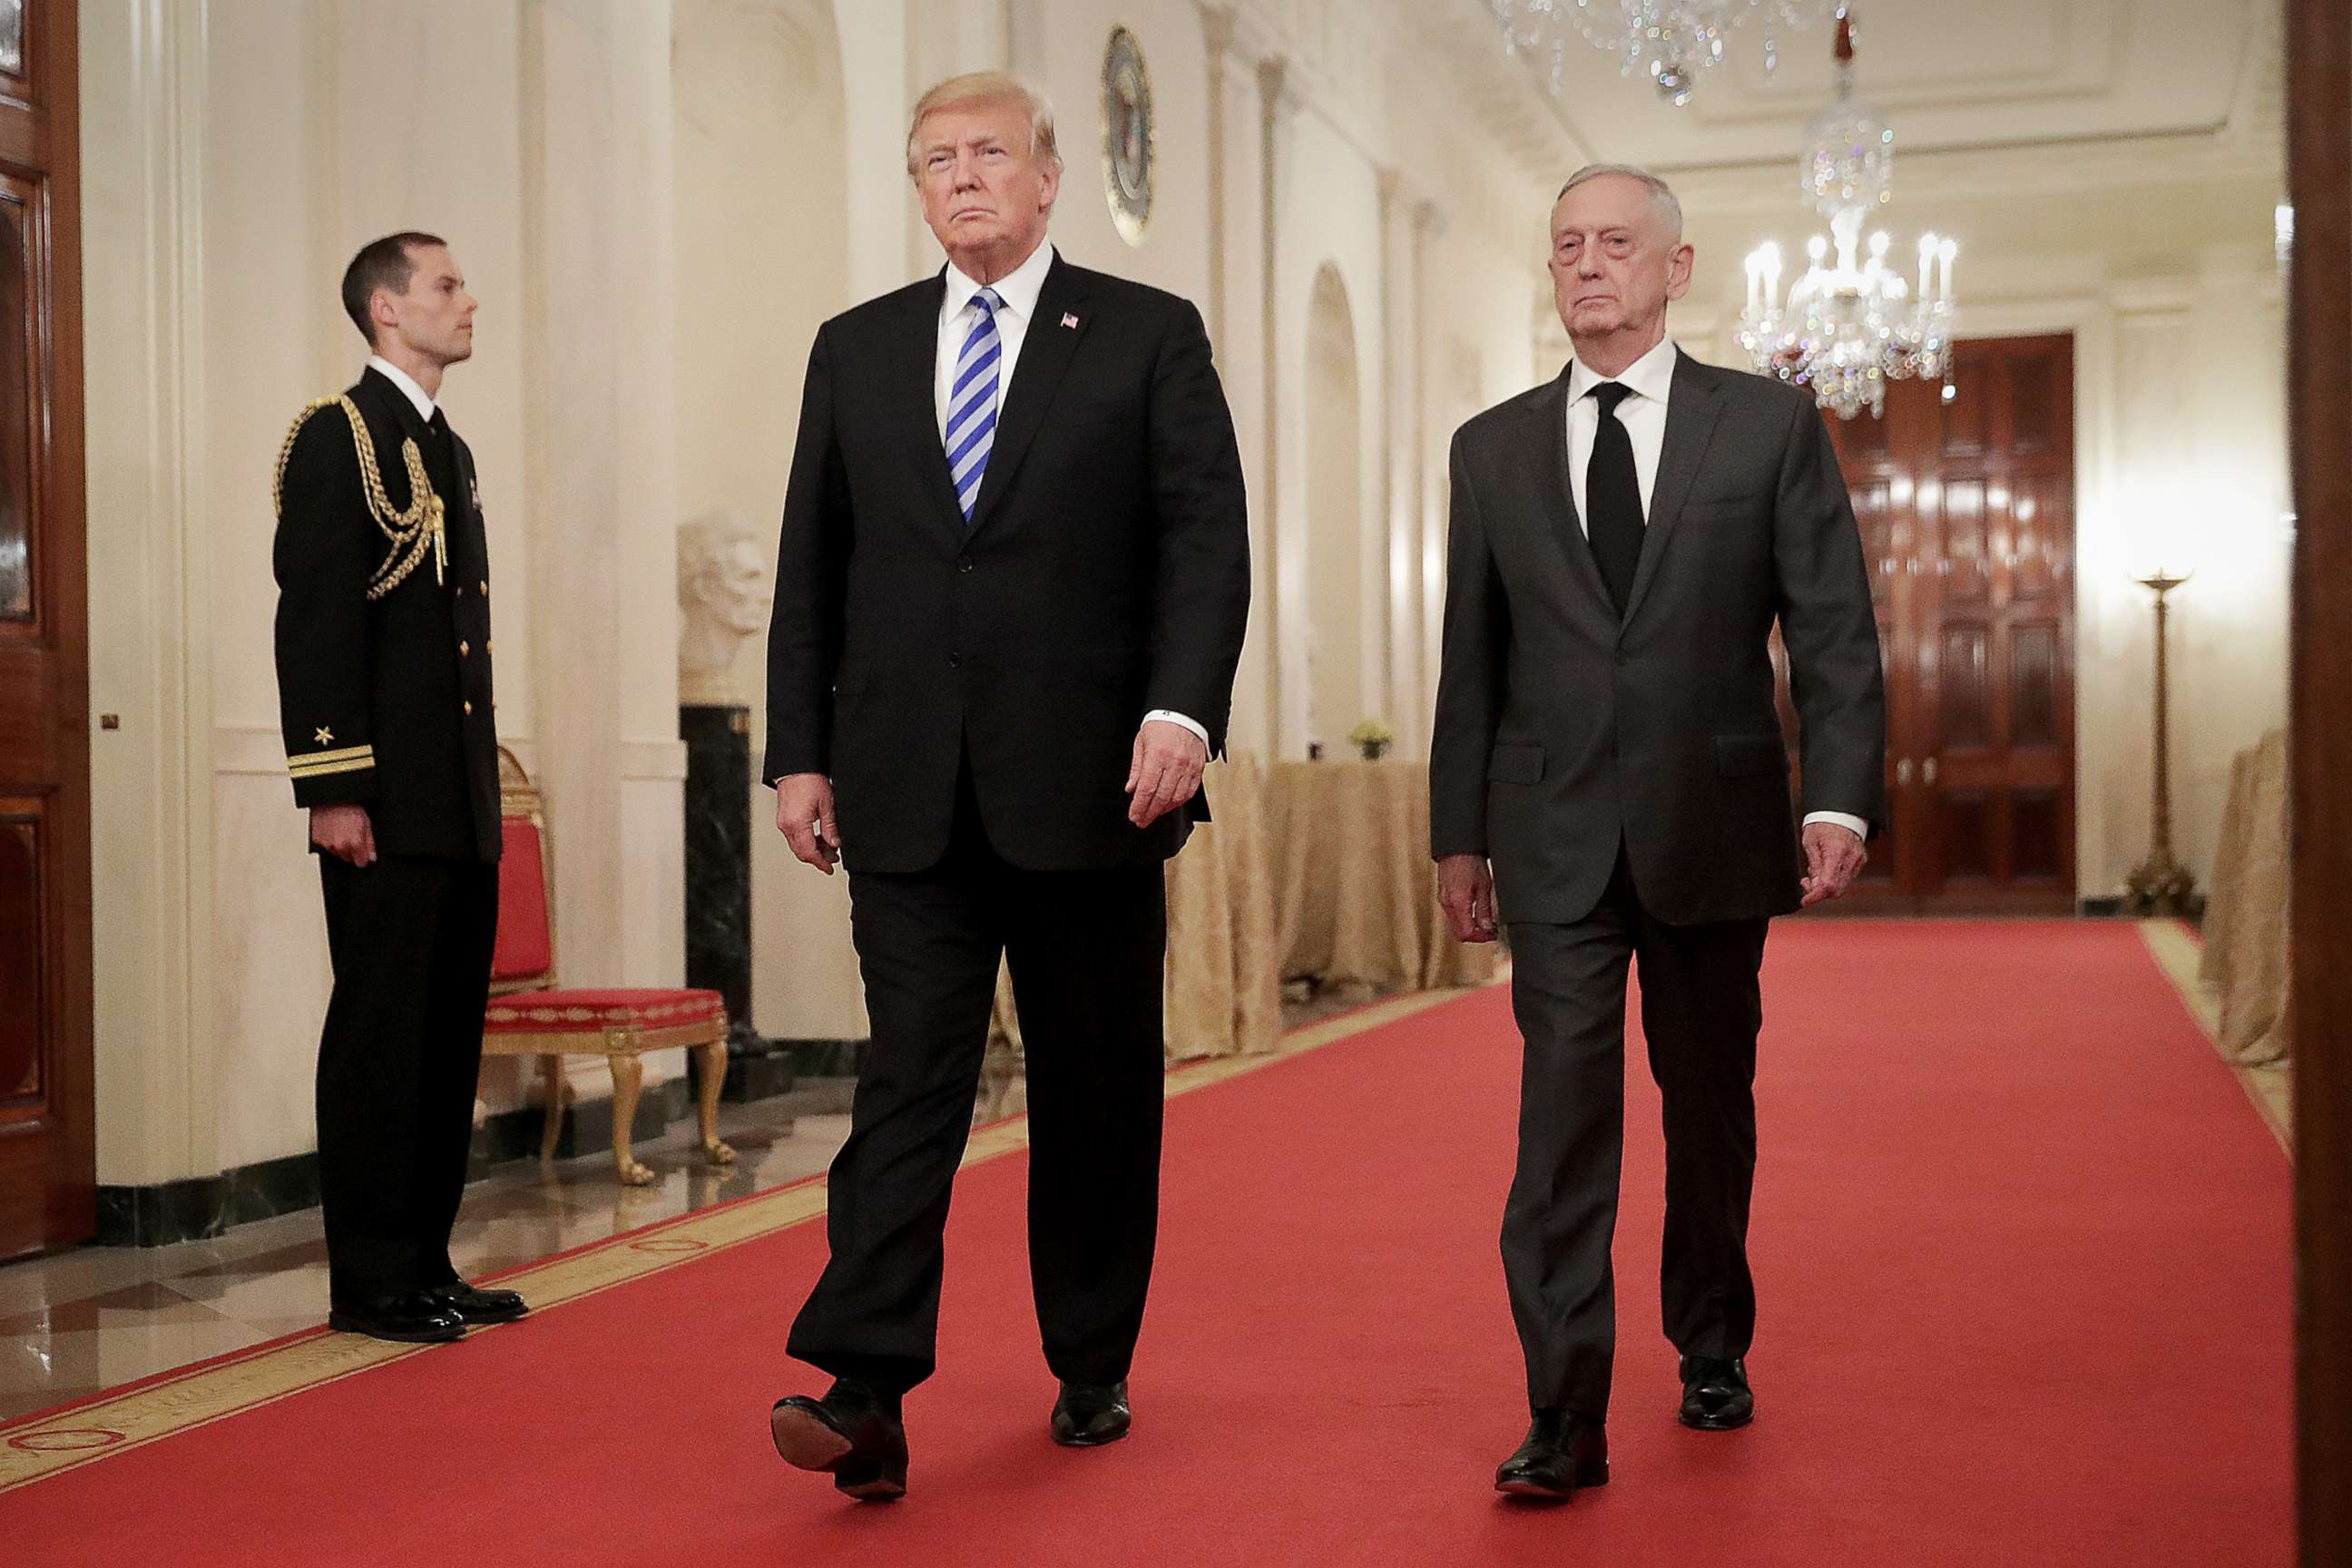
[2287,4,2349,1563]
[0,0,90,1260]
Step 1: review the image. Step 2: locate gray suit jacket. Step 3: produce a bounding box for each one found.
[1429,348,1886,926]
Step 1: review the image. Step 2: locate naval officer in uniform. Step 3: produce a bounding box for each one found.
[272,231,526,1344]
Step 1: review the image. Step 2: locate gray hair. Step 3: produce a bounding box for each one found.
[906,71,1063,179]
[1555,163,1683,240]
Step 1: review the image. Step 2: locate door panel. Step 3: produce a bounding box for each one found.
[1779,334,2078,914]
[0,0,93,1259]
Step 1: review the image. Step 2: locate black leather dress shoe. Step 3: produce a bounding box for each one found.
[423,1280,531,1325]
[1050,1381,1132,1447]
[769,1377,909,1502]
[1678,1356,1754,1430]
[1494,1410,1609,1501]
[327,1292,466,1345]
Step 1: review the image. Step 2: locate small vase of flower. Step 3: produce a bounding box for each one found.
[1348,718,1395,762]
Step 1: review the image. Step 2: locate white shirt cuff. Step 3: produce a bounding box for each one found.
[1802,810,1870,840]
[1142,710,1210,749]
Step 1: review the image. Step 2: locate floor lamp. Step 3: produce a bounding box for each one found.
[2125,569,2199,916]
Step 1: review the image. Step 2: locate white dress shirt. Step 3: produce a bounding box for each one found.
[367,355,438,422]
[1565,337,1867,843]
[935,240,1209,751]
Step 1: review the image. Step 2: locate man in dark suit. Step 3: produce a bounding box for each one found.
[761,73,1250,1502]
[272,231,526,1345]
[1430,166,1886,1500]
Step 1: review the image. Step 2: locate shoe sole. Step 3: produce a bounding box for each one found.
[1494,1461,1609,1500]
[769,1405,856,1472]
[1051,1419,1132,1448]
[1679,1408,1754,1431]
[326,1316,465,1345]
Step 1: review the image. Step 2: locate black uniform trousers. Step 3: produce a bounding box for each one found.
[316,854,499,1305]
[1502,848,1770,1421]
[788,763,1169,1393]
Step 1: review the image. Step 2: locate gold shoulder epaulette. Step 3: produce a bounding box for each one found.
[270,395,447,601]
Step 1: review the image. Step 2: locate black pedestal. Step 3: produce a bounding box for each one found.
[681,702,794,1102]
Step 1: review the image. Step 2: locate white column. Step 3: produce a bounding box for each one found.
[521,1,687,1034]
[80,0,220,1186]
[1414,197,1450,756]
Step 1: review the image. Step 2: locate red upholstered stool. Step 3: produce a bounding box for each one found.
[482,749,736,1185]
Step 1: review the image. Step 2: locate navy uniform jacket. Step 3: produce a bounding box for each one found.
[272,366,502,864]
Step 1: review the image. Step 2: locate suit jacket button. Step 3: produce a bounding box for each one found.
[958,557,974,573]
[947,653,961,670]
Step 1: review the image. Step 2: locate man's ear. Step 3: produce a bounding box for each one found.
[1036,156,1063,214]
[1664,241,1696,303]
[370,288,400,341]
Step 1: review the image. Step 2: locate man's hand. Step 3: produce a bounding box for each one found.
[1799,821,1867,907]
[1437,853,1500,944]
[1126,719,1209,828]
[774,772,840,875]
[310,804,377,867]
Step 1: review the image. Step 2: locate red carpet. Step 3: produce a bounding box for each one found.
[1,921,2292,1564]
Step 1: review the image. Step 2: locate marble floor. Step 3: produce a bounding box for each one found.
[0,986,1384,1428]
[0,1093,854,1424]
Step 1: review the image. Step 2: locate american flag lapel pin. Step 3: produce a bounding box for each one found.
[1062,312,1081,329]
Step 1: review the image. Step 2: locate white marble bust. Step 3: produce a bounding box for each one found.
[677,509,772,707]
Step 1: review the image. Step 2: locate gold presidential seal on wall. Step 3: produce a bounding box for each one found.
[1100,24,1153,247]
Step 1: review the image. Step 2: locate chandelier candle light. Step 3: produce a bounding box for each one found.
[1736,8,1955,419]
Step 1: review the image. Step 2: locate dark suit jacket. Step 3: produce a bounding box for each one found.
[762,251,1250,873]
[273,367,502,863]
[1429,348,1886,926]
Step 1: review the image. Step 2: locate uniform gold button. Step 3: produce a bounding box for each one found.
[486,640,494,654]
[479,580,488,594]
[464,701,474,715]
[459,641,470,657]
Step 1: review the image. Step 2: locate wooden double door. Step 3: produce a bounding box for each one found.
[0,0,90,1259]
[1775,333,2079,913]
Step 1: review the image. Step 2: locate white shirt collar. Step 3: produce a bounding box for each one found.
[366,354,438,422]
[1566,336,1679,407]
[943,239,1055,326]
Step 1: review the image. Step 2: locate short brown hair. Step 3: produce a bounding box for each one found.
[340,231,446,345]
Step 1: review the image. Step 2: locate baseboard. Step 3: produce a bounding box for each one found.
[2079,896,2127,916]
[95,1149,323,1249]
[98,1073,716,1249]
[779,1036,867,1079]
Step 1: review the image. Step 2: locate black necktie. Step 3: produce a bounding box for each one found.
[1584,381,1642,614]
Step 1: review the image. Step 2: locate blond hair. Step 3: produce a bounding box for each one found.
[906,72,1062,179]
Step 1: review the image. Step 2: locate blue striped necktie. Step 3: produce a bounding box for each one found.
[946,288,1004,524]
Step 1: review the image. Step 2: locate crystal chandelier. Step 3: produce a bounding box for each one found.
[1489,0,1829,106]
[1736,9,1955,419]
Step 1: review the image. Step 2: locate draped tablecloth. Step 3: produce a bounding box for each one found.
[982,756,1285,1112]
[2199,728,2290,1066]
[1265,758,1497,992]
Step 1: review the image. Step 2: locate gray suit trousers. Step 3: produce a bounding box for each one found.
[1502,852,1769,1420]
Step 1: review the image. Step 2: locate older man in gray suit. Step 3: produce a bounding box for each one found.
[1430,164,1886,1501]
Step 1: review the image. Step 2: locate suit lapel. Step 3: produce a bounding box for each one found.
[1622,348,1724,624]
[894,273,972,551]
[1525,371,1618,617]
[966,255,1093,536]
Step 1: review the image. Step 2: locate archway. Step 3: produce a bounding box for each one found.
[1303,262,1364,756]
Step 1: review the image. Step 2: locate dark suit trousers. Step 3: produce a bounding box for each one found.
[315,855,498,1304]
[789,767,1169,1392]
[1503,851,1769,1420]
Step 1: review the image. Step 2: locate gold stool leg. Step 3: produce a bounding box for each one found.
[608,1049,655,1186]
[538,1054,566,1162]
[697,1036,736,1166]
